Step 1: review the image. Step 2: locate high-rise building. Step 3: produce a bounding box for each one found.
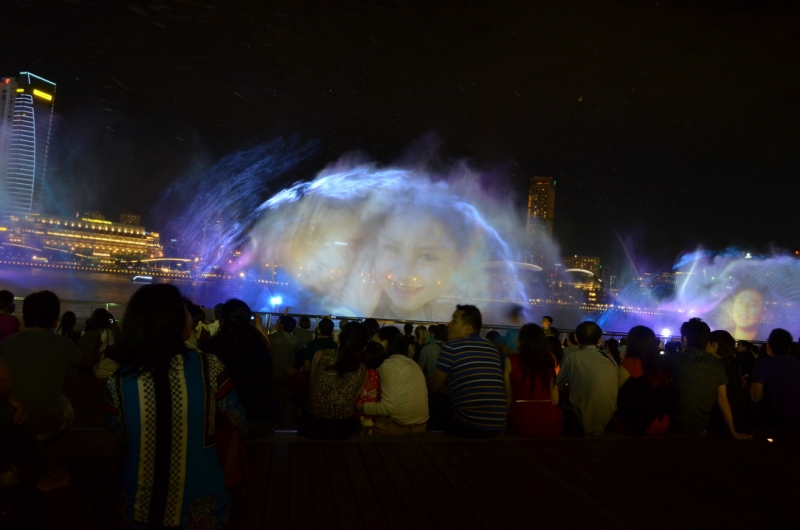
[0,72,57,221]
[524,176,556,266]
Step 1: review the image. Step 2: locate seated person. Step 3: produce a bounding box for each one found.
[666,318,750,440]
[504,324,563,439]
[613,326,673,436]
[428,305,506,438]
[285,318,338,395]
[556,321,618,435]
[750,328,800,430]
[199,299,277,437]
[299,323,368,440]
[356,332,428,435]
[0,291,80,440]
[418,324,447,382]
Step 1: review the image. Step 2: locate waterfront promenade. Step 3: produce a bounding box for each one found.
[20,374,800,529]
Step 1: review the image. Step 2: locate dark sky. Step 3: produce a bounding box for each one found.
[3,0,799,272]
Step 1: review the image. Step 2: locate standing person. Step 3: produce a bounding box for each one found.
[556,321,618,435]
[0,291,80,440]
[428,305,507,438]
[706,330,747,434]
[292,316,314,351]
[413,325,429,362]
[200,298,277,437]
[81,308,117,377]
[666,318,751,440]
[269,315,299,381]
[541,316,553,332]
[0,290,20,341]
[503,324,563,439]
[750,328,800,429]
[107,284,247,529]
[55,311,80,345]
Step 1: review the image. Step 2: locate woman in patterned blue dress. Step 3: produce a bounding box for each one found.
[107,284,247,529]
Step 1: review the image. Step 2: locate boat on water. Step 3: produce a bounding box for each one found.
[131,275,154,283]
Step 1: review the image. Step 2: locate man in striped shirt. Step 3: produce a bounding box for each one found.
[428,305,507,437]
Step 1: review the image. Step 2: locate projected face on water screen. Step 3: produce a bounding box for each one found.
[249,166,517,321]
[731,288,764,340]
[374,214,461,315]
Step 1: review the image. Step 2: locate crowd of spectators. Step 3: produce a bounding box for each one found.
[3,284,800,528]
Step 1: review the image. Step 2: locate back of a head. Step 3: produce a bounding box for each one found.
[605,338,619,354]
[404,323,414,335]
[60,311,77,331]
[87,308,112,331]
[339,321,369,350]
[362,341,386,370]
[415,325,429,344]
[456,304,482,333]
[575,321,602,347]
[299,316,311,330]
[517,323,555,382]
[339,318,349,329]
[22,290,60,329]
[545,326,559,338]
[332,321,369,376]
[434,323,448,342]
[680,318,711,350]
[485,330,502,344]
[280,315,297,333]
[213,303,224,321]
[625,326,663,375]
[318,318,334,337]
[119,284,187,373]
[221,298,253,333]
[375,325,402,347]
[363,318,380,339]
[0,290,14,311]
[767,328,793,356]
[665,341,682,355]
[709,330,736,360]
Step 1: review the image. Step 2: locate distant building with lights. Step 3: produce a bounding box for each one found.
[0,213,163,265]
[524,176,556,267]
[563,255,601,275]
[120,213,142,226]
[0,72,57,221]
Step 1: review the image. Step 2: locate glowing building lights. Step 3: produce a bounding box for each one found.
[32,89,52,101]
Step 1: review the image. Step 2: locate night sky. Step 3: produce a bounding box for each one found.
[3,0,799,273]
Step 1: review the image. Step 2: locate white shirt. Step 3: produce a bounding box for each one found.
[363,354,429,425]
[556,345,619,434]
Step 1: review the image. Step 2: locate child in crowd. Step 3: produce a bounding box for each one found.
[356,343,384,434]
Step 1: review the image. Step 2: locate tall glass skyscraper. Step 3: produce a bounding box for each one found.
[0,72,57,221]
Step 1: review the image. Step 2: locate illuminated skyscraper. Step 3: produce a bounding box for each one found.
[524,176,555,266]
[0,72,57,221]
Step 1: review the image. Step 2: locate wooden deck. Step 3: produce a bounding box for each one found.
[5,373,798,529]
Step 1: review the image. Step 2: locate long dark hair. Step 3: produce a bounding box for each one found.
[85,308,112,332]
[517,323,556,389]
[329,322,369,376]
[625,326,668,379]
[58,311,77,338]
[215,298,269,357]
[116,284,187,375]
[709,330,736,360]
